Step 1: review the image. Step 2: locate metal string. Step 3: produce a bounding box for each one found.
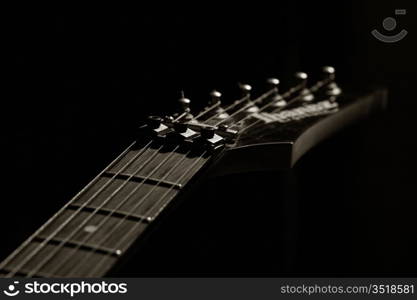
[2,77,329,277]
[2,98,222,276]
[65,147,204,277]
[4,140,156,277]
[80,77,333,277]
[84,150,208,277]
[23,143,170,277]
[0,140,138,275]
[57,82,308,276]
[237,78,332,133]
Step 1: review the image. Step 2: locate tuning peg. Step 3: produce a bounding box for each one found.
[209,90,222,105]
[238,83,252,98]
[146,115,163,129]
[322,66,342,96]
[294,72,314,102]
[173,121,188,133]
[267,78,280,93]
[200,126,216,139]
[178,91,191,112]
[295,72,308,88]
[322,66,336,81]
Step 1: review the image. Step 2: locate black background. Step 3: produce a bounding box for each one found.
[2,2,416,276]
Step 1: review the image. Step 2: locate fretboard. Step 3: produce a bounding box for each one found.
[0,140,211,277]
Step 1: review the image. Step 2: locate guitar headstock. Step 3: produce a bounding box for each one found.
[141,66,387,175]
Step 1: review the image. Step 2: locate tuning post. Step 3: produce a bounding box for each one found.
[144,115,170,137]
[322,66,342,96]
[209,90,222,105]
[267,78,280,93]
[176,91,194,121]
[173,122,188,133]
[178,91,191,112]
[295,72,308,88]
[267,78,286,107]
[200,126,216,139]
[295,72,314,102]
[322,66,336,81]
[239,83,252,98]
[146,115,163,129]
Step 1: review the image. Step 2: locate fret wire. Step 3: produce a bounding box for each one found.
[6,141,154,277]
[0,77,327,277]
[31,146,178,273]
[0,140,139,277]
[83,149,209,277]
[23,142,165,277]
[66,147,197,277]
[2,93,223,277]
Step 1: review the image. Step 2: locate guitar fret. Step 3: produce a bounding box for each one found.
[2,241,117,277]
[67,203,147,223]
[109,146,209,185]
[37,209,148,254]
[0,269,35,277]
[73,177,179,221]
[102,171,183,189]
[0,140,213,277]
[33,235,121,257]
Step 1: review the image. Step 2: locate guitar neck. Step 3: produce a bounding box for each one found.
[0,139,212,277]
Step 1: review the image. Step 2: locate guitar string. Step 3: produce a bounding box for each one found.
[84,150,208,277]
[42,92,284,275]
[78,77,333,276]
[66,83,308,276]
[65,147,205,277]
[25,144,180,277]
[4,86,274,274]
[4,86,271,275]
[212,83,304,127]
[193,101,221,120]
[37,87,287,276]
[4,141,157,277]
[21,101,227,276]
[0,140,138,274]
[8,81,298,276]
[2,102,219,276]
[203,94,250,123]
[237,78,331,133]
[3,77,325,277]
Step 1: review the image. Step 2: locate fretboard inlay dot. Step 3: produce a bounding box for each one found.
[84,225,98,233]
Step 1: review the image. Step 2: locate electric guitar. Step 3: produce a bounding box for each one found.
[0,67,387,277]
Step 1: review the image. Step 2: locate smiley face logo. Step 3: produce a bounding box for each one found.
[3,281,20,297]
[372,9,408,43]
